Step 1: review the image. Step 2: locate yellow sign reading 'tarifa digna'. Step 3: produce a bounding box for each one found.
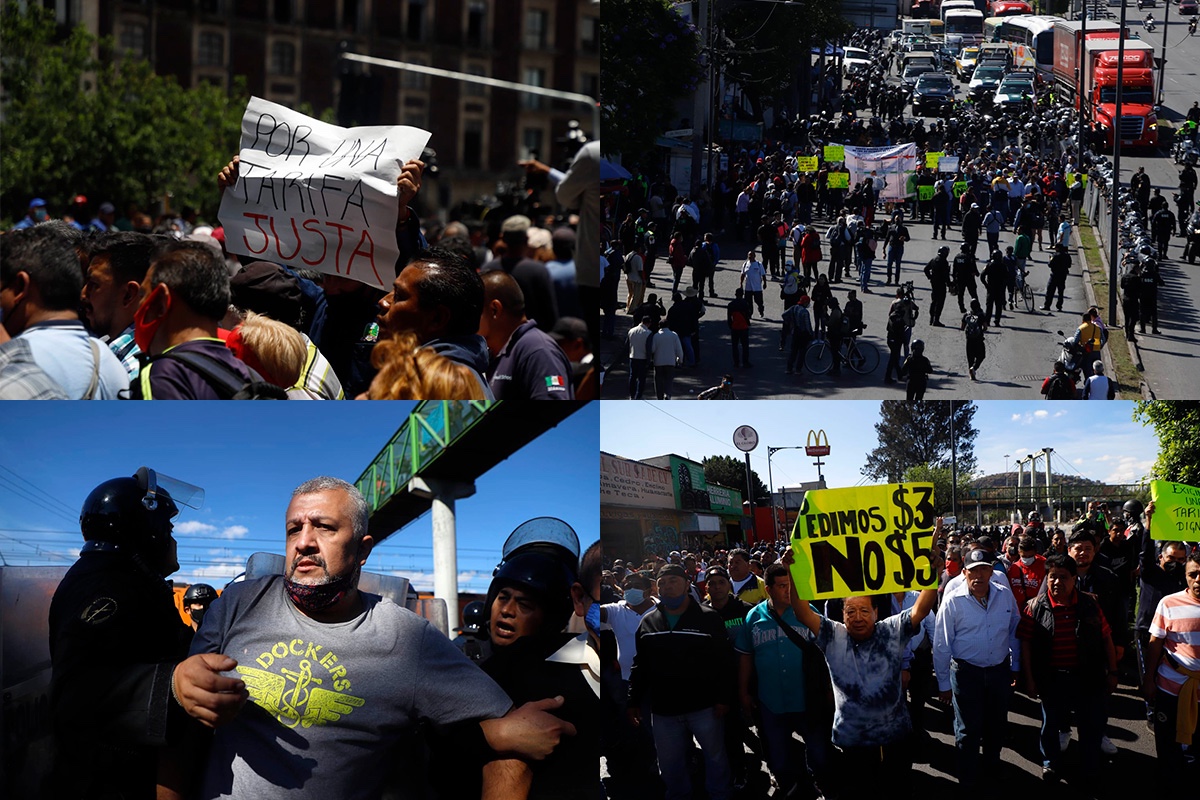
[1149,480,1200,541]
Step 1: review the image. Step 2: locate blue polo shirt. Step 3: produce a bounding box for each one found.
[734,600,808,714]
[488,319,573,400]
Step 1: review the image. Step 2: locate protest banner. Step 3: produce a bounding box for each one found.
[789,482,939,599]
[938,155,960,173]
[918,185,935,201]
[796,156,819,173]
[952,181,969,197]
[827,172,850,189]
[824,145,845,162]
[1149,480,1200,541]
[218,96,431,291]
[841,143,919,202]
[925,151,945,169]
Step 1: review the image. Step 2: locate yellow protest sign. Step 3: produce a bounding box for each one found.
[1149,480,1200,541]
[824,145,845,162]
[926,151,945,169]
[789,483,939,599]
[796,156,819,173]
[918,185,935,201]
[827,172,849,189]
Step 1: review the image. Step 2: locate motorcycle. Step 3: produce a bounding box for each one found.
[1144,14,1156,33]
[1055,330,1085,387]
[1172,137,1199,167]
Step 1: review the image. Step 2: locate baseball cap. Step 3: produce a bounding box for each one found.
[230,262,305,329]
[98,202,116,215]
[29,198,46,208]
[549,316,588,343]
[657,564,689,580]
[72,194,88,205]
[500,214,532,235]
[964,549,994,571]
[705,565,730,581]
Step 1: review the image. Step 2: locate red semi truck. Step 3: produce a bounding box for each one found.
[1051,20,1158,148]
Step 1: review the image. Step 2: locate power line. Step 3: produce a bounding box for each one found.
[0,463,78,516]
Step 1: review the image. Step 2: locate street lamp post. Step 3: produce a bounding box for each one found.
[767,445,804,543]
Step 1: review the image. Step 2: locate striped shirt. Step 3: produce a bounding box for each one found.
[1149,589,1200,698]
[106,325,142,382]
[1016,592,1111,670]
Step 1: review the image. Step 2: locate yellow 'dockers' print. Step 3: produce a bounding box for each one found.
[240,638,365,728]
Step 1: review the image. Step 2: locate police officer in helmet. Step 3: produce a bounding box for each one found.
[49,467,205,799]
[453,599,491,663]
[183,583,218,631]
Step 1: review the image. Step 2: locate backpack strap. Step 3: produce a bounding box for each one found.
[156,349,252,399]
[83,338,101,400]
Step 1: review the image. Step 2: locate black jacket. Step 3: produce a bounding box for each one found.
[1136,528,1189,632]
[629,599,735,715]
[49,549,195,799]
[1027,589,1109,694]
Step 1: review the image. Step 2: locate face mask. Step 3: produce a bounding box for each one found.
[623,588,645,606]
[284,570,357,614]
[33,208,48,222]
[661,593,686,610]
[190,606,208,626]
[585,602,600,634]
[133,284,169,353]
[1164,561,1184,580]
[1021,556,1036,566]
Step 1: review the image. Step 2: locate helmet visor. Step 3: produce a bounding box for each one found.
[501,517,580,561]
[136,467,205,512]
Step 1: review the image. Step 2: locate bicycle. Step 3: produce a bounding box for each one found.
[1014,269,1035,312]
[804,334,881,375]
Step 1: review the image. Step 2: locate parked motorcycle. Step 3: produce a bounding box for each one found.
[1055,330,1085,386]
[1173,137,1198,167]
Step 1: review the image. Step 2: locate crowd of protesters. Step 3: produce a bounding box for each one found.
[600,25,1194,397]
[2,153,596,400]
[599,499,1200,798]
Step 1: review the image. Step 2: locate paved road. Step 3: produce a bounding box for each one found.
[601,18,1200,399]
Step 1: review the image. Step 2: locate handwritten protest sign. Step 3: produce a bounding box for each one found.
[952,181,969,197]
[1149,480,1200,541]
[925,151,945,169]
[789,483,939,599]
[938,155,959,173]
[827,172,850,189]
[218,97,431,291]
[824,145,845,162]
[796,156,819,172]
[918,185,935,201]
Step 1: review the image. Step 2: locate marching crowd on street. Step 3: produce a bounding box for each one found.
[600,499,1200,799]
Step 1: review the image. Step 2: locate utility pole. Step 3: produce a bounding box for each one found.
[1108,0,1127,328]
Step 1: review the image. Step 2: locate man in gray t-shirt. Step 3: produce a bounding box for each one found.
[171,476,573,800]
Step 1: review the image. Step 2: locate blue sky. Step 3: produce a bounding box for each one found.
[600,401,1159,490]
[0,402,598,593]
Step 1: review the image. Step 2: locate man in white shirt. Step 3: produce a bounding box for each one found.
[1083,361,1116,399]
[649,319,684,399]
[625,318,653,399]
[740,251,767,318]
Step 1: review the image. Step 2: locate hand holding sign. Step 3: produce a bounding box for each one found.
[396,159,424,223]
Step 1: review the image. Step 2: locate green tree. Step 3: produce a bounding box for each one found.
[862,401,979,484]
[703,454,768,501]
[0,3,254,224]
[1134,401,1200,485]
[902,463,975,517]
[600,0,703,160]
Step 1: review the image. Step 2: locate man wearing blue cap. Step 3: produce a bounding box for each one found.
[11,197,49,230]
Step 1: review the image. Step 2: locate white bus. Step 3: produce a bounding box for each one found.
[989,14,1065,77]
[944,9,986,46]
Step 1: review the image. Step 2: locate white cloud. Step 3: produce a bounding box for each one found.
[219,525,249,539]
[175,520,217,534]
[1011,414,1022,421]
[1034,410,1049,418]
[1053,411,1067,418]
[1074,458,1085,465]
[177,563,243,583]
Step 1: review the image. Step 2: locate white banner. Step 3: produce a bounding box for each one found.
[218,97,431,290]
[842,143,919,202]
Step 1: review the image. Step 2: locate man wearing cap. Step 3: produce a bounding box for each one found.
[10,197,49,230]
[549,317,595,399]
[478,271,573,400]
[933,547,1022,789]
[1006,536,1046,609]
[629,563,734,800]
[480,216,559,333]
[89,201,117,233]
[66,195,90,232]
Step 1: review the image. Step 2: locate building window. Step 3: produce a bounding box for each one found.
[402,60,428,90]
[523,127,544,160]
[523,9,547,50]
[120,24,147,58]
[580,72,598,101]
[581,16,599,54]
[463,119,483,169]
[466,1,487,48]
[270,41,296,76]
[404,112,428,128]
[407,0,427,41]
[198,32,224,67]
[273,0,293,24]
[465,64,487,97]
[521,67,545,110]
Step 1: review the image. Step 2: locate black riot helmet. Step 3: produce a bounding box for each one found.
[486,517,581,637]
[183,583,217,606]
[461,600,487,636]
[1123,499,1145,520]
[79,467,203,574]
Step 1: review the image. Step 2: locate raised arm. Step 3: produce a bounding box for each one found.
[781,547,822,636]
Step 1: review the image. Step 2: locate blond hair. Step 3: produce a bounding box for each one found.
[234,311,306,388]
[367,331,486,399]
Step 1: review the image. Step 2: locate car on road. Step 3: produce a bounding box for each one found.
[956,47,980,80]
[1179,0,1198,15]
[843,47,874,77]
[913,72,957,116]
[968,63,1007,100]
[903,60,941,88]
[993,73,1035,111]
